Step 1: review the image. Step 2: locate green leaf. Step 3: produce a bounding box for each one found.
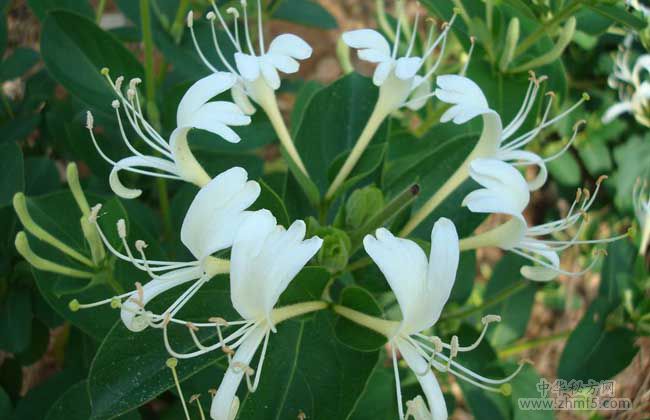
[585,3,647,31]
[16,319,50,366]
[450,251,476,304]
[509,364,553,420]
[0,141,24,207]
[294,73,388,195]
[598,240,637,306]
[485,255,536,347]
[46,381,140,420]
[0,48,39,80]
[41,11,143,114]
[0,287,32,353]
[250,179,290,228]
[0,114,41,144]
[557,297,639,382]
[547,151,582,187]
[0,387,11,418]
[278,267,330,307]
[24,157,61,196]
[335,286,386,351]
[12,369,83,420]
[273,0,338,29]
[27,0,93,21]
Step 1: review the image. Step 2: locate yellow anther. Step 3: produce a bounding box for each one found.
[69,299,81,312]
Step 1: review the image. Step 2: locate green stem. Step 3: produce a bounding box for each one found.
[95,0,107,24]
[513,0,581,58]
[497,331,570,358]
[170,0,191,44]
[440,281,529,322]
[156,178,173,240]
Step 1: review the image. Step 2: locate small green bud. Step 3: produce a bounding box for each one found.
[166,358,178,369]
[345,186,385,230]
[110,298,122,309]
[307,218,352,273]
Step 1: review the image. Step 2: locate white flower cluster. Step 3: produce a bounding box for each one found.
[65,2,630,420]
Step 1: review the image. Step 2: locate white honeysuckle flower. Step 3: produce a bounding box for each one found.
[405,396,432,420]
[187,0,312,112]
[462,158,530,223]
[460,175,627,281]
[208,210,322,420]
[435,73,588,192]
[326,6,463,200]
[342,6,458,113]
[70,167,260,332]
[363,219,522,420]
[634,178,650,255]
[603,45,650,127]
[88,70,251,199]
[186,0,311,174]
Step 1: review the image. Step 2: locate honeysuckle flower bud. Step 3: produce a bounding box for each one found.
[603,45,650,127]
[460,176,628,281]
[70,167,260,332]
[88,70,250,199]
[327,5,459,200]
[187,0,311,174]
[361,219,522,420]
[209,210,322,420]
[634,178,650,255]
[401,73,588,236]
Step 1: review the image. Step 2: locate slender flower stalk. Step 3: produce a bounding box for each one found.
[400,73,588,236]
[634,178,650,256]
[69,168,260,332]
[459,176,628,281]
[603,42,650,127]
[186,0,313,175]
[326,6,458,200]
[88,70,251,199]
[336,218,523,419]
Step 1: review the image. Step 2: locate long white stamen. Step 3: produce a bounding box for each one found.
[405,11,420,58]
[392,15,402,60]
[207,13,240,75]
[256,0,265,54]
[460,36,475,77]
[245,327,270,392]
[391,343,405,420]
[127,85,170,149]
[502,75,537,139]
[210,1,241,50]
[403,91,436,109]
[227,8,241,46]
[90,213,197,270]
[541,121,583,162]
[502,91,555,151]
[514,93,589,141]
[502,76,546,142]
[188,11,219,72]
[241,0,256,55]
